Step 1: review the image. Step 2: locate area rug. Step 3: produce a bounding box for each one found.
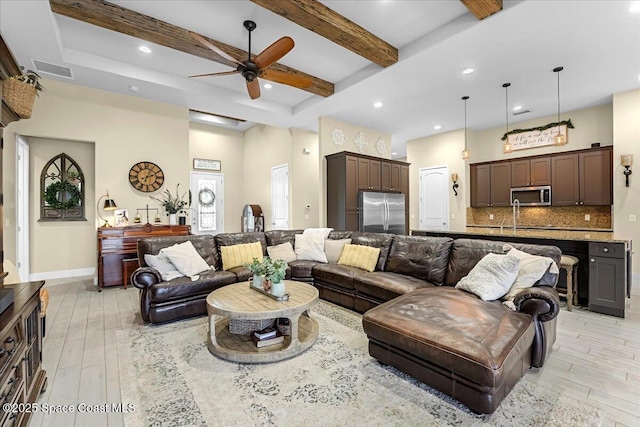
[117,302,603,427]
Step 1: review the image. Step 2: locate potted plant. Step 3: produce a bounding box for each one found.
[150,184,190,225]
[245,257,267,289]
[2,67,45,119]
[265,258,287,297]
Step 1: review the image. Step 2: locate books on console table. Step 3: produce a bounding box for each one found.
[251,331,284,348]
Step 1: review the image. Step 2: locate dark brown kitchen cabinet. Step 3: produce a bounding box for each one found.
[490,163,512,206]
[580,149,612,205]
[511,157,551,187]
[326,152,410,232]
[552,147,612,206]
[358,158,381,191]
[470,163,511,207]
[470,164,491,207]
[381,162,402,192]
[589,242,626,317]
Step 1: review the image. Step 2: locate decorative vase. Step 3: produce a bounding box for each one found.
[271,281,286,297]
[251,275,264,289]
[169,214,177,225]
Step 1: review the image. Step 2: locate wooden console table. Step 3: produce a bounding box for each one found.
[97,224,190,291]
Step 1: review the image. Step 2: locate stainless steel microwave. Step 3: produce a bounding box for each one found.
[510,186,551,206]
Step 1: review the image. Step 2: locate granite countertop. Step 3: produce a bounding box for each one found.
[414,227,631,244]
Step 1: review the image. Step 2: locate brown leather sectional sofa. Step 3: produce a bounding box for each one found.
[131,229,562,414]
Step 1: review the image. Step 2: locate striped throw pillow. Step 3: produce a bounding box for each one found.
[220,241,263,270]
[337,244,380,273]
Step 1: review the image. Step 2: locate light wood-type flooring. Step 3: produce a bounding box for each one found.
[25,277,640,427]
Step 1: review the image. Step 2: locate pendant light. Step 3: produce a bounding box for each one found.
[553,66,566,145]
[461,96,470,160]
[502,83,513,154]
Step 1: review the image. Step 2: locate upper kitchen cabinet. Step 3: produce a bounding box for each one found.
[470,162,511,207]
[552,147,612,206]
[511,157,551,187]
[358,157,381,191]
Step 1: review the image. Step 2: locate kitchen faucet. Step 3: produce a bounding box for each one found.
[512,198,520,233]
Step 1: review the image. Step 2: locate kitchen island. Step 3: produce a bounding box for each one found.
[411,227,632,318]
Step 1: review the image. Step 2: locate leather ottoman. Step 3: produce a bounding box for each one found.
[362,287,536,414]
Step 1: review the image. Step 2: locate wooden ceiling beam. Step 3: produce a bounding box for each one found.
[49,0,333,97]
[460,0,503,20]
[250,0,397,68]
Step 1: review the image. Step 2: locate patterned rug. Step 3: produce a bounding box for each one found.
[117,301,603,427]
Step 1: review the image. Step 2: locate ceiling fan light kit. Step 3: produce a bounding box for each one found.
[189,20,311,100]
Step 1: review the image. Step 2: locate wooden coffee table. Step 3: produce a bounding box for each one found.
[206,280,319,363]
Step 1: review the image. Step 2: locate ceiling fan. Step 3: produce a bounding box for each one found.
[189,20,312,100]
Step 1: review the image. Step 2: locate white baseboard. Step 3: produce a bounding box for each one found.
[30,267,96,282]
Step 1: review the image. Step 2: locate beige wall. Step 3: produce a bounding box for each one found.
[407,104,614,232]
[291,128,320,230]
[407,129,466,231]
[318,116,392,225]
[4,78,190,277]
[28,137,95,275]
[613,89,640,271]
[243,125,294,230]
[189,123,244,233]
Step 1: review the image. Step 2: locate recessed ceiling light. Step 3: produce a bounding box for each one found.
[263,83,273,89]
[129,85,139,92]
[513,105,523,111]
[434,125,442,130]
[373,101,383,108]
[462,68,474,75]
[138,46,151,54]
[391,152,397,156]
[629,2,640,13]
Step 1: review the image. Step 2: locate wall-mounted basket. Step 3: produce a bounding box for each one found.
[1,78,37,119]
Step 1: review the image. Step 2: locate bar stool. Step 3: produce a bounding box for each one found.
[559,255,579,311]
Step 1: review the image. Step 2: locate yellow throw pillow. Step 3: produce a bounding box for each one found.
[220,242,263,270]
[337,244,380,273]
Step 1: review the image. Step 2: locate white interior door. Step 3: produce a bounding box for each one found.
[16,135,29,281]
[419,166,449,231]
[271,164,289,230]
[190,172,224,234]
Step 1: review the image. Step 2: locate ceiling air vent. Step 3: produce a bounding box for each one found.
[513,109,531,116]
[31,59,74,79]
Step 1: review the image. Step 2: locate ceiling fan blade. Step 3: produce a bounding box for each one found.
[254,36,294,70]
[260,69,312,88]
[246,79,261,99]
[189,70,239,78]
[189,31,242,68]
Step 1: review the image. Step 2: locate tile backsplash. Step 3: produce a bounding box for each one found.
[466,206,611,230]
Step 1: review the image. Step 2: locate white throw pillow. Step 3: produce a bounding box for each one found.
[303,228,333,238]
[144,253,183,281]
[324,238,352,264]
[455,253,521,301]
[502,247,556,302]
[266,242,297,263]
[295,234,328,263]
[159,241,212,277]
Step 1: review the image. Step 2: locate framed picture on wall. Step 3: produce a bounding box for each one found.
[114,209,129,227]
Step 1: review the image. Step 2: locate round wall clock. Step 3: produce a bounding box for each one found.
[129,161,164,192]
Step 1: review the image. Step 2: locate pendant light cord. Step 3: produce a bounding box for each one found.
[463,96,468,151]
[554,66,564,129]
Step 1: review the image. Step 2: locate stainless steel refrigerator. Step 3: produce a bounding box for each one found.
[359,191,406,235]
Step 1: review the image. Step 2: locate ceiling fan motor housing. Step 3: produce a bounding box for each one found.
[240,61,259,82]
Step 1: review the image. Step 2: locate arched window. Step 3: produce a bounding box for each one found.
[40,153,86,221]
